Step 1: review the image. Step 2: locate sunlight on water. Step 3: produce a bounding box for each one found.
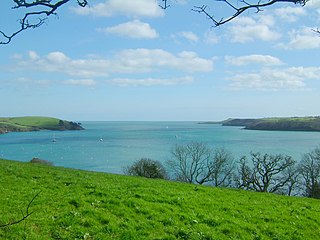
[1,122,320,174]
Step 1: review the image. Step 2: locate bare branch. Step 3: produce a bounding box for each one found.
[1,0,87,44]
[0,191,41,228]
[159,0,170,10]
[193,0,307,27]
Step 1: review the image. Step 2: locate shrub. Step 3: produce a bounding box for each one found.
[29,157,53,166]
[124,158,167,179]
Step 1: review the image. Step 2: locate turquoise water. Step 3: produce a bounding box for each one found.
[1,121,320,174]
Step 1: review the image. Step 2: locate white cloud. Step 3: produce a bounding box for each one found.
[274,7,306,22]
[306,0,320,8]
[227,67,320,91]
[227,16,281,43]
[99,20,158,39]
[28,51,39,61]
[281,27,320,50]
[47,52,70,63]
[179,31,199,42]
[225,55,283,66]
[14,49,214,78]
[64,79,96,86]
[204,30,219,44]
[72,0,164,17]
[109,76,193,87]
[115,49,213,73]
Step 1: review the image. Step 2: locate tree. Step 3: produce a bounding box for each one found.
[166,143,235,186]
[1,0,311,44]
[124,158,167,179]
[167,142,212,184]
[210,147,235,187]
[236,152,297,195]
[299,147,320,198]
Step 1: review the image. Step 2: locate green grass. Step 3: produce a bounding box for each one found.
[0,116,60,129]
[1,159,319,239]
[0,116,83,133]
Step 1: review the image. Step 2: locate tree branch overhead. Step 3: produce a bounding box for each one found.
[1,0,87,44]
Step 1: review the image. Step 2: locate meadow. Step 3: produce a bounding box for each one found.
[1,159,319,239]
[0,116,83,133]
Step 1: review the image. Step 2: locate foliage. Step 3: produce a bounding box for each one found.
[30,157,54,166]
[124,158,167,179]
[299,146,320,198]
[236,152,297,195]
[1,159,320,239]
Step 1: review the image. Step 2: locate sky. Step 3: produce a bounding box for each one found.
[1,0,320,121]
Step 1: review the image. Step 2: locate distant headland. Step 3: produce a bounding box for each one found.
[0,116,84,134]
[200,116,320,132]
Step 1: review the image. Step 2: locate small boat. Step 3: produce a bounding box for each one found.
[52,138,57,143]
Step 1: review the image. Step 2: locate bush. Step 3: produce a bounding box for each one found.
[124,158,167,179]
[29,157,53,166]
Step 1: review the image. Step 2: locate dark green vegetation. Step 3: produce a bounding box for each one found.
[1,159,320,239]
[0,116,83,134]
[202,116,320,132]
[124,158,168,179]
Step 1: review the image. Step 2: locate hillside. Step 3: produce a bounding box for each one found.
[203,117,320,132]
[1,159,319,239]
[0,116,83,134]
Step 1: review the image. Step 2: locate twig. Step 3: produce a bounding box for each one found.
[1,0,87,44]
[0,191,41,228]
[192,0,307,27]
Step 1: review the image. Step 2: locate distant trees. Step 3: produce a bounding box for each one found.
[235,152,298,195]
[166,143,235,186]
[299,146,320,198]
[124,158,167,179]
[124,143,320,199]
[166,142,212,184]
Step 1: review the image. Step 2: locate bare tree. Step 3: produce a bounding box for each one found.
[166,143,235,186]
[299,147,320,198]
[166,142,213,184]
[236,152,297,195]
[210,147,235,187]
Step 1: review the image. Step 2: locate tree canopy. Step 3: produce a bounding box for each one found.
[1,0,311,44]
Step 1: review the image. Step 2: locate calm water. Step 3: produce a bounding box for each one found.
[1,121,320,174]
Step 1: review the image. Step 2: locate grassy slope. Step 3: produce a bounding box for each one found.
[221,117,320,131]
[1,160,319,240]
[0,116,82,133]
[0,116,60,128]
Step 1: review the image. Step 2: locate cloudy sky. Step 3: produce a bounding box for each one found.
[1,0,320,121]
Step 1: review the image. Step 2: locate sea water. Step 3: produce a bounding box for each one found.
[1,121,320,174]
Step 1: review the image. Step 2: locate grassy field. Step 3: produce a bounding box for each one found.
[0,116,60,128]
[1,159,319,240]
[0,116,83,133]
[219,116,320,131]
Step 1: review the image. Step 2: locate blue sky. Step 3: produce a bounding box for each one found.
[1,0,320,121]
